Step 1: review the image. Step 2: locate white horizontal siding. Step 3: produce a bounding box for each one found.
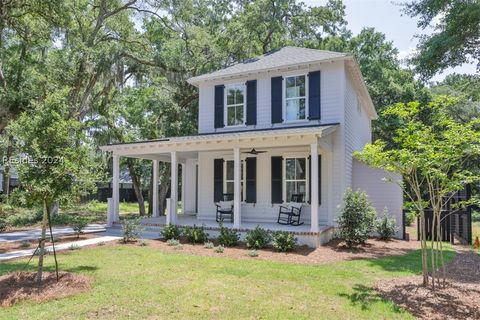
[197,147,331,225]
[197,61,344,134]
[352,159,404,238]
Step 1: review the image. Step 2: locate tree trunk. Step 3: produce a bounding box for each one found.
[2,136,13,200]
[159,183,169,216]
[36,198,49,283]
[126,162,146,216]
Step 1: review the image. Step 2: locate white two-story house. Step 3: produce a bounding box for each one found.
[101,47,403,247]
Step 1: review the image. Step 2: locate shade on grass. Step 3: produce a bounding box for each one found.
[0,245,454,320]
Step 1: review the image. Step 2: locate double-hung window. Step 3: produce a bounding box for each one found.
[225,84,245,126]
[224,160,244,201]
[284,75,307,121]
[284,157,308,202]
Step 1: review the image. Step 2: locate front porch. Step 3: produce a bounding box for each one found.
[101,124,339,246]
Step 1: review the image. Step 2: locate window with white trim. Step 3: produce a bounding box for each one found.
[224,160,245,201]
[284,75,307,121]
[225,84,245,126]
[284,157,308,202]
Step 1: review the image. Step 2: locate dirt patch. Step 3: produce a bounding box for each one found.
[0,233,98,254]
[376,248,480,320]
[0,271,92,307]
[131,238,420,265]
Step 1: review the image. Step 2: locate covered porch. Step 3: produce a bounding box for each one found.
[100,124,338,238]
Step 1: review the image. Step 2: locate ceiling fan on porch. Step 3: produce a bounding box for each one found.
[242,148,268,155]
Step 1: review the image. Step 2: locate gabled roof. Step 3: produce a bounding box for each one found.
[187,46,348,85]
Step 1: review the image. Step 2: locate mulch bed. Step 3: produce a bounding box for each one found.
[0,271,92,307]
[375,248,480,320]
[132,238,420,265]
[0,234,98,254]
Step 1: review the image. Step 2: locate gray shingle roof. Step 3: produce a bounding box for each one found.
[187,46,349,85]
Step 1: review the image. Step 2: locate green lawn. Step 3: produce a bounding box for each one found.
[0,245,455,319]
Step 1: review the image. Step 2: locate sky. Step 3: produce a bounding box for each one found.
[310,0,477,82]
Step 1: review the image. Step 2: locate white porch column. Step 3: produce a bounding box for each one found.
[233,147,241,228]
[152,160,159,217]
[310,142,319,232]
[169,151,178,224]
[181,163,186,214]
[112,154,120,222]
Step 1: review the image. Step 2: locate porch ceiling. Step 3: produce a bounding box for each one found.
[100,124,338,158]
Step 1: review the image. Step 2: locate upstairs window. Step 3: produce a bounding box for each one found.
[284,75,307,121]
[284,157,308,202]
[225,84,245,126]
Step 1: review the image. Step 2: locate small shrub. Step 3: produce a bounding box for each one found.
[161,224,181,240]
[203,241,214,249]
[183,224,209,244]
[405,211,416,226]
[336,188,376,248]
[122,219,142,243]
[72,218,88,239]
[97,241,106,246]
[214,245,224,253]
[138,239,148,246]
[69,244,81,250]
[217,223,239,247]
[20,241,31,249]
[0,218,7,232]
[245,226,271,249]
[248,250,259,257]
[167,239,180,246]
[7,209,42,227]
[272,231,297,252]
[375,208,398,240]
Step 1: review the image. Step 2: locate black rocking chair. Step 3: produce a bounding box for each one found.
[215,193,234,222]
[277,194,304,226]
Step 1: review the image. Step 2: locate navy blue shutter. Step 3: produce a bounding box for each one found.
[271,76,283,123]
[308,155,322,204]
[213,159,223,202]
[246,80,257,125]
[214,85,224,128]
[271,156,283,203]
[245,157,256,203]
[308,71,321,120]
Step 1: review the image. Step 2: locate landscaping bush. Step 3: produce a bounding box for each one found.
[182,224,209,244]
[245,225,271,249]
[122,219,142,243]
[0,218,7,232]
[248,250,259,257]
[405,211,416,226]
[336,188,376,248]
[6,209,42,227]
[217,223,240,247]
[272,231,297,252]
[51,213,76,225]
[214,245,224,253]
[161,224,181,240]
[375,208,398,240]
[72,218,88,238]
[167,239,180,246]
[203,241,214,249]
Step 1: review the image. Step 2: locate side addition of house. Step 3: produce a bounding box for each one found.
[101,47,403,247]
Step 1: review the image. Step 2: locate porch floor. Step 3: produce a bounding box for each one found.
[135,214,331,235]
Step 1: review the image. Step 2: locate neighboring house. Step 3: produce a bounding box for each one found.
[101,47,403,246]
